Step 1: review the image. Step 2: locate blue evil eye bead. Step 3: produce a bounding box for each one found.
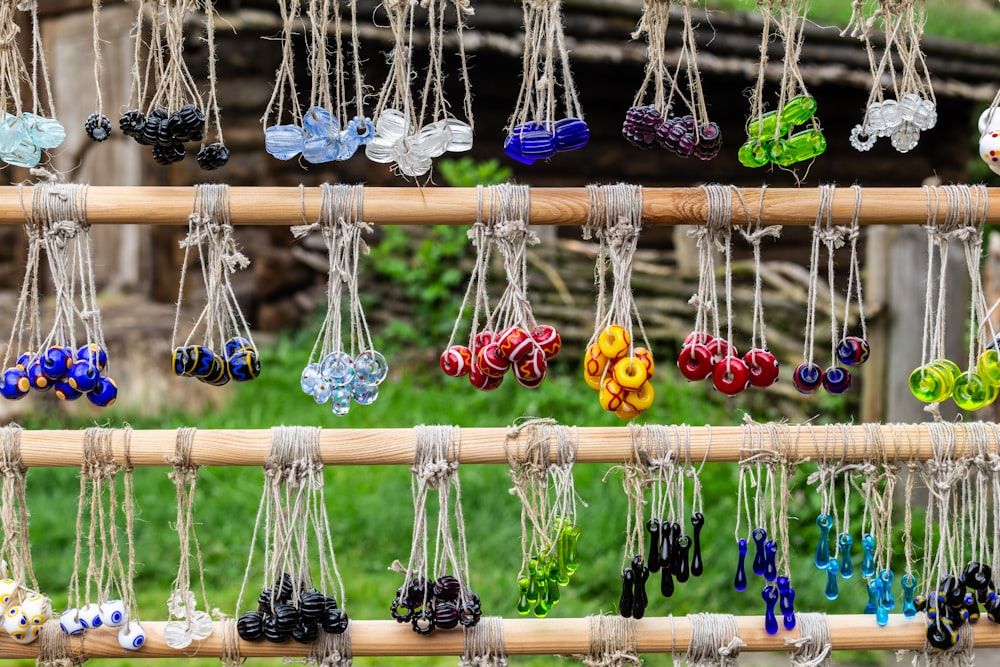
[355,350,388,385]
[792,362,823,394]
[172,346,196,376]
[330,387,351,416]
[264,124,306,161]
[301,363,331,403]
[78,603,103,629]
[59,608,84,636]
[554,118,590,152]
[822,366,851,394]
[1,367,29,400]
[0,578,16,605]
[99,600,128,628]
[68,360,100,393]
[54,381,83,401]
[40,346,73,380]
[77,343,108,372]
[87,377,118,408]
[352,380,379,406]
[228,348,261,382]
[321,351,355,388]
[836,336,870,366]
[224,337,253,358]
[15,353,29,370]
[118,620,146,651]
[27,361,51,392]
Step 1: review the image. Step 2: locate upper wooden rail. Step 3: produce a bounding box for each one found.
[1,186,996,227]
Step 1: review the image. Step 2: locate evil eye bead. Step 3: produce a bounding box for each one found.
[0,578,17,605]
[330,387,351,416]
[792,362,824,394]
[117,620,146,651]
[14,353,29,370]
[0,368,29,400]
[172,346,197,376]
[228,348,261,382]
[54,381,83,401]
[39,346,73,380]
[3,607,30,643]
[677,343,713,382]
[224,336,253,358]
[440,345,473,378]
[0,560,8,578]
[68,360,100,393]
[21,594,51,626]
[320,351,355,387]
[351,380,379,406]
[836,336,870,367]
[354,350,388,385]
[77,343,108,372]
[27,360,51,392]
[59,608,84,635]
[822,366,852,395]
[78,603,103,629]
[744,349,779,388]
[86,376,118,408]
[99,599,127,627]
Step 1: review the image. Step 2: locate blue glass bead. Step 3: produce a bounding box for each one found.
[554,118,590,152]
[837,336,870,366]
[861,533,876,578]
[27,361,51,392]
[881,569,895,610]
[330,387,351,416]
[838,533,854,579]
[355,350,388,385]
[264,124,305,160]
[224,337,253,358]
[334,129,360,160]
[351,380,379,406]
[173,346,195,376]
[824,560,839,600]
[822,366,851,394]
[0,368,29,400]
[15,354,29,370]
[814,514,832,569]
[864,576,881,614]
[23,113,66,150]
[762,584,779,635]
[763,540,778,582]
[87,376,118,408]
[0,115,28,154]
[300,363,331,403]
[302,106,337,138]
[54,381,82,401]
[347,116,376,146]
[199,357,230,387]
[875,598,889,627]
[40,346,73,381]
[2,137,41,168]
[190,347,218,379]
[302,135,340,164]
[68,360,100,393]
[77,343,108,372]
[228,348,260,382]
[734,539,748,591]
[503,132,534,165]
[321,351,355,388]
[751,528,767,576]
[792,362,823,394]
[777,575,795,615]
[506,123,557,163]
[902,573,918,618]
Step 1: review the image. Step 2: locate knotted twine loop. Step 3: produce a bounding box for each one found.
[578,615,641,667]
[0,424,38,594]
[461,616,508,667]
[35,618,82,667]
[218,616,245,667]
[683,613,744,667]
[785,612,831,667]
[172,184,255,354]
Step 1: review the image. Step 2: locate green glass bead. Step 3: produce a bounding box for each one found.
[564,526,581,574]
[953,371,998,411]
[978,350,1000,386]
[746,110,784,140]
[517,578,531,615]
[738,140,771,168]
[533,594,552,617]
[771,129,826,166]
[547,576,560,606]
[909,364,951,403]
[555,561,571,587]
[780,95,818,126]
[933,358,961,383]
[526,571,540,604]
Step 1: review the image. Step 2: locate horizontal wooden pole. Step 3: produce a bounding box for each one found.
[0,186,997,227]
[10,423,997,467]
[0,615,993,658]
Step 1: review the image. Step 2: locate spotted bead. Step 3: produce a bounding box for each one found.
[354,350,388,385]
[1,367,29,400]
[87,376,118,408]
[40,346,73,381]
[53,380,82,401]
[68,360,100,393]
[77,343,108,372]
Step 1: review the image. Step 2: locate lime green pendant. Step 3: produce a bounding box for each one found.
[978,349,1000,386]
[909,364,951,403]
[952,371,997,411]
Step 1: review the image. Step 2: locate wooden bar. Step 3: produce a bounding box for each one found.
[11,423,996,468]
[0,615,992,657]
[0,186,996,227]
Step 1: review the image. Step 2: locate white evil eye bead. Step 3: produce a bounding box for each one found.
[20,594,50,625]
[118,620,146,651]
[99,599,127,627]
[0,559,9,578]
[4,605,29,642]
[78,602,103,629]
[0,578,17,606]
[59,608,84,635]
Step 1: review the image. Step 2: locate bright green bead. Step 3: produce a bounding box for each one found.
[953,371,998,411]
[746,110,784,140]
[780,95,818,126]
[738,140,771,168]
[564,526,580,574]
[931,359,961,395]
[772,129,826,166]
[978,350,1000,386]
[526,567,540,603]
[517,578,531,615]
[547,577,560,606]
[909,365,951,402]
[533,593,552,617]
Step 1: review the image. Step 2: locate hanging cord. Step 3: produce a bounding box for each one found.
[786,613,831,667]
[0,424,38,594]
[579,615,641,667]
[460,616,507,667]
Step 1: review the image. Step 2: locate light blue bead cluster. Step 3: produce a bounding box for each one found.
[300,349,388,416]
[265,107,376,163]
[364,109,473,177]
[0,112,65,168]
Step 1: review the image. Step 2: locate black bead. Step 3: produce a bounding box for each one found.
[138,116,161,146]
[272,602,299,634]
[236,611,264,641]
[276,572,296,601]
[262,614,289,643]
[963,562,993,591]
[324,594,339,611]
[119,109,146,137]
[458,599,481,628]
[411,608,435,635]
[197,142,230,171]
[405,577,430,608]
[433,575,462,602]
[925,618,958,651]
[292,621,320,644]
[320,607,349,635]
[168,104,205,142]
[152,141,186,166]
[258,588,273,613]
[390,594,414,623]
[432,600,459,629]
[298,589,327,622]
[85,113,112,142]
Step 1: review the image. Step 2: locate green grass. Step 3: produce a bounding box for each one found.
[11,328,894,666]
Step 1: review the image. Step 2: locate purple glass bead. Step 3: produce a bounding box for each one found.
[677,114,696,133]
[675,132,697,157]
[836,336,870,367]
[822,366,852,395]
[554,118,589,152]
[793,362,824,394]
[699,122,721,143]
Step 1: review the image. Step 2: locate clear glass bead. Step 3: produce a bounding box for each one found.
[849,124,876,152]
[414,121,451,158]
[166,590,196,619]
[444,118,473,152]
[264,124,305,160]
[865,102,885,133]
[301,362,331,403]
[899,93,921,122]
[890,121,920,153]
[352,380,379,406]
[881,99,903,131]
[355,350,388,384]
[321,351,355,387]
[189,610,213,640]
[913,98,937,131]
[163,620,193,649]
[375,108,409,142]
[364,135,396,163]
[330,387,351,416]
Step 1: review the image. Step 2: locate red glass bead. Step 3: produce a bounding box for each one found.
[677,343,713,381]
[706,338,737,363]
[713,357,750,395]
[469,364,504,391]
[440,345,473,378]
[743,349,779,388]
[682,331,714,348]
[498,327,534,362]
[531,324,562,359]
[476,342,509,378]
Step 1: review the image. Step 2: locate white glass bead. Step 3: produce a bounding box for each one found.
[444,118,474,152]
[59,608,84,635]
[0,578,17,606]
[163,619,193,649]
[849,124,876,152]
[375,108,410,142]
[21,594,50,626]
[979,106,1000,135]
[890,121,920,153]
[881,99,902,131]
[99,599,127,627]
[189,609,213,640]
[899,93,921,122]
[364,135,396,164]
[979,129,1000,177]
[118,620,146,651]
[414,121,452,158]
[914,99,937,131]
[78,602,103,629]
[1,559,9,579]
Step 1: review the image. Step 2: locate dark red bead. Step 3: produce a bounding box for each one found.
[744,349,779,388]
[677,343,714,381]
[713,357,750,395]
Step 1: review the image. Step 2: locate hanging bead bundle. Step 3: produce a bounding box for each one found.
[581,184,656,420]
[1,183,117,408]
[390,426,482,634]
[441,185,561,391]
[171,184,261,388]
[623,0,720,159]
[507,421,582,618]
[617,425,706,618]
[296,184,387,414]
[121,0,228,169]
[845,0,937,154]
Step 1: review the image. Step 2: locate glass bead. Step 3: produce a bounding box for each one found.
[0,368,29,400]
[55,380,82,401]
[503,132,534,165]
[264,124,305,160]
[302,106,337,138]
[510,123,557,160]
[395,148,432,177]
[554,117,589,152]
[351,380,379,406]
[898,93,921,122]
[849,124,876,152]
[163,620,193,649]
[301,363,331,403]
[321,351,355,387]
[40,346,73,380]
[913,98,937,131]
[302,135,339,164]
[822,366,851,394]
[67,359,100,393]
[838,533,854,579]
[980,106,1000,135]
[861,533,876,578]
[866,102,886,133]
[746,110,784,141]
[910,364,951,402]
[228,348,261,382]
[824,560,839,600]
[734,538,748,591]
[413,121,451,159]
[1,136,41,169]
[0,114,27,154]
[330,387,351,416]
[23,113,66,150]
[953,371,997,411]
[772,128,826,166]
[348,116,376,146]
[814,514,832,569]
[78,343,109,371]
[901,573,918,618]
[762,583,779,635]
[87,376,118,407]
[335,129,360,160]
[880,569,896,610]
[443,118,473,153]
[375,108,410,142]
[365,135,396,163]
[792,362,823,394]
[780,95,818,126]
[27,361,50,392]
[881,99,903,130]
[355,350,388,385]
[837,336,870,366]
[978,349,1000,386]
[738,140,770,168]
[890,121,920,153]
[189,609,213,640]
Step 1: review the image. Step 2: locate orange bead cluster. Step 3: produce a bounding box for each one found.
[440,324,562,390]
[583,325,655,420]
